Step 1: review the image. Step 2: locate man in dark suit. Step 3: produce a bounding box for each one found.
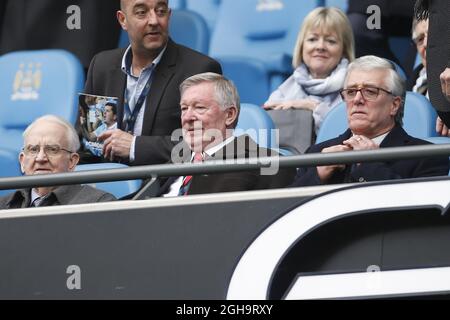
[158,73,295,197]
[0,116,115,209]
[415,0,450,128]
[83,0,222,165]
[292,56,449,187]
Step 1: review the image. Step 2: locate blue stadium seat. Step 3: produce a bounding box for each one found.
[388,36,413,71]
[0,49,85,153]
[316,91,438,143]
[325,0,348,11]
[170,0,187,9]
[423,136,450,175]
[119,9,210,54]
[0,149,21,197]
[209,0,318,103]
[235,103,277,150]
[75,163,142,199]
[217,57,273,106]
[170,10,210,54]
[186,0,222,35]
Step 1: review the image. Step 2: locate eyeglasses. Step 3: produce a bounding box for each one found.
[340,86,394,101]
[23,145,73,157]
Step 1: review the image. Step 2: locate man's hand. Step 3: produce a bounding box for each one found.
[317,144,352,182]
[263,99,319,111]
[440,67,450,103]
[343,135,379,151]
[98,129,134,161]
[436,117,450,136]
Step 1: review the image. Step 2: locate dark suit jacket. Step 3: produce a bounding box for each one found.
[0,185,116,210]
[84,38,222,165]
[426,0,450,114]
[292,125,449,187]
[158,135,296,196]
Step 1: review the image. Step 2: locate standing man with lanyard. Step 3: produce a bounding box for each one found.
[83,0,222,165]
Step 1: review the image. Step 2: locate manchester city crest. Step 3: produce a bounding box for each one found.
[11,62,42,101]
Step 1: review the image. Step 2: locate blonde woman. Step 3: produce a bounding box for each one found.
[264,7,355,137]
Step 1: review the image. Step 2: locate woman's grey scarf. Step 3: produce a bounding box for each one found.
[293,58,349,98]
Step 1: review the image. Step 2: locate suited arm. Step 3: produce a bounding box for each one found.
[349,162,402,182]
[410,156,449,178]
[290,166,323,187]
[133,135,178,165]
[350,154,449,181]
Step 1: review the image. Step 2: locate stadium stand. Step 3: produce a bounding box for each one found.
[316,91,439,143]
[0,49,84,153]
[209,0,318,105]
[75,163,142,199]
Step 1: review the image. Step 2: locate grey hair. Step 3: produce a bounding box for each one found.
[345,55,406,125]
[23,115,80,152]
[179,72,241,128]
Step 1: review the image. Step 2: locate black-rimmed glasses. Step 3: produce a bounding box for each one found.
[340,86,394,101]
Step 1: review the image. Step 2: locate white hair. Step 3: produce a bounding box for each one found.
[22,115,80,152]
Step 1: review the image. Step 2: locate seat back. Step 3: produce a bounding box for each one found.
[186,0,222,35]
[316,91,438,143]
[0,50,85,152]
[235,103,277,149]
[217,57,272,105]
[170,10,210,54]
[325,0,348,11]
[170,0,187,9]
[0,149,21,197]
[209,0,317,64]
[75,163,141,199]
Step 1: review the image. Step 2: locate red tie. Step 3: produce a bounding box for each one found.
[178,153,204,196]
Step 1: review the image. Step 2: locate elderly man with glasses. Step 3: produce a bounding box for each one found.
[291,55,449,187]
[0,115,115,209]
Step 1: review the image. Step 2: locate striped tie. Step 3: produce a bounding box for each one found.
[178,153,204,196]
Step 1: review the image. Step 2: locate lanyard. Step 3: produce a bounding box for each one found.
[123,64,156,133]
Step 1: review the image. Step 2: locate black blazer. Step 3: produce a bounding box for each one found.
[84,38,222,165]
[426,0,450,114]
[292,125,449,187]
[158,135,296,196]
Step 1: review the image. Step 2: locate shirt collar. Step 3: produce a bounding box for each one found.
[190,136,236,161]
[352,131,390,146]
[121,45,167,77]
